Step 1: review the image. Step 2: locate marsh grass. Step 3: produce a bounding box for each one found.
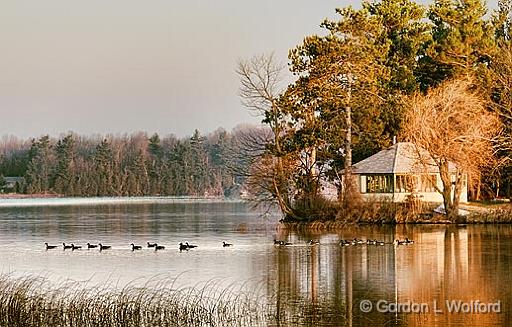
[0,274,272,327]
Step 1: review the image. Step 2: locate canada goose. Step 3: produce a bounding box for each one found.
[45,243,57,250]
[63,243,73,250]
[131,243,142,250]
[98,243,111,251]
[147,242,157,248]
[309,240,320,245]
[44,243,57,250]
[87,243,98,249]
[394,239,406,246]
[179,243,188,251]
[274,240,291,246]
[405,238,415,245]
[185,242,197,249]
[339,240,351,246]
[376,240,385,246]
[155,244,165,250]
[223,241,233,247]
[71,244,82,250]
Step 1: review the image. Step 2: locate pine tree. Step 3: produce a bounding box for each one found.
[25,136,53,194]
[419,0,495,87]
[93,139,114,196]
[284,2,392,205]
[53,134,76,195]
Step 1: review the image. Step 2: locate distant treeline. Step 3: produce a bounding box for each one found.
[0,127,258,197]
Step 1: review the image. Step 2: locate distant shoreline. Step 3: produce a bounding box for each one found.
[0,195,245,208]
[0,193,63,199]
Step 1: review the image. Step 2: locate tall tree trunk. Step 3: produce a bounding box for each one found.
[345,103,352,170]
[342,81,354,206]
[439,161,455,221]
[475,173,481,201]
[452,171,463,221]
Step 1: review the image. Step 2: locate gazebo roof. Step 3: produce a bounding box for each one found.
[351,142,454,174]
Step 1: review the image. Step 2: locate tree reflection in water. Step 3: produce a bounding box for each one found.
[265,225,511,326]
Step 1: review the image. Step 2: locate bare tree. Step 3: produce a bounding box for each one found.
[236,54,295,216]
[403,78,502,220]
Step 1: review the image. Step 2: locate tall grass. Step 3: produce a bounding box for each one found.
[0,275,270,327]
[0,274,352,326]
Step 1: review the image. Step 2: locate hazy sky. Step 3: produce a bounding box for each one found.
[0,0,498,139]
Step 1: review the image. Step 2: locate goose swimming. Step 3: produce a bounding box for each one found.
[45,243,58,250]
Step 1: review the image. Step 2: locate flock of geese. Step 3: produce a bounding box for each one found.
[44,238,413,252]
[273,238,415,247]
[44,241,234,252]
[338,238,415,246]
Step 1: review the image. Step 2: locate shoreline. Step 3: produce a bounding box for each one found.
[1,195,510,225]
[277,212,512,230]
[0,195,245,208]
[0,193,63,199]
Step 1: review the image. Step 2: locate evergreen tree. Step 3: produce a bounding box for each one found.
[419,0,495,88]
[209,129,234,195]
[93,139,115,196]
[53,134,76,195]
[189,129,209,195]
[487,0,512,199]
[25,136,53,194]
[284,1,393,205]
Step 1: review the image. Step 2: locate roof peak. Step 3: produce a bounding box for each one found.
[351,142,440,174]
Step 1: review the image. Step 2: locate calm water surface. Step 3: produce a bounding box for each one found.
[0,198,510,326]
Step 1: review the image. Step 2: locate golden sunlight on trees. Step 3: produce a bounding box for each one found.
[232,0,512,222]
[403,78,502,220]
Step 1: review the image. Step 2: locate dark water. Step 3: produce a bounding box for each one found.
[0,199,510,326]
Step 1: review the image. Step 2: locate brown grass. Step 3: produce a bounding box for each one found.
[0,273,354,327]
[0,275,268,327]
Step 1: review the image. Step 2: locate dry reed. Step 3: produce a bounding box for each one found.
[0,274,269,327]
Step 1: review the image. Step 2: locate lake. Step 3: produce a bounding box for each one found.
[0,198,510,326]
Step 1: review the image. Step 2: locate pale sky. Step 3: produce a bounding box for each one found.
[0,0,498,139]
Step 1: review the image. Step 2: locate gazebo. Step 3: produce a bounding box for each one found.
[348,142,468,203]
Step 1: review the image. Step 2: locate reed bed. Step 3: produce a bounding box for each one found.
[0,275,271,327]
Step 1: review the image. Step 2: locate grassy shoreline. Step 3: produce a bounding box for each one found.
[0,275,269,327]
[0,274,347,327]
[278,201,512,230]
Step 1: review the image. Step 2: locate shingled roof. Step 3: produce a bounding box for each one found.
[351,142,452,174]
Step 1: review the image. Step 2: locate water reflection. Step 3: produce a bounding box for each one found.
[270,224,512,326]
[0,202,511,326]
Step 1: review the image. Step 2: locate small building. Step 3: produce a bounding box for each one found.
[348,142,467,203]
[0,176,24,193]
